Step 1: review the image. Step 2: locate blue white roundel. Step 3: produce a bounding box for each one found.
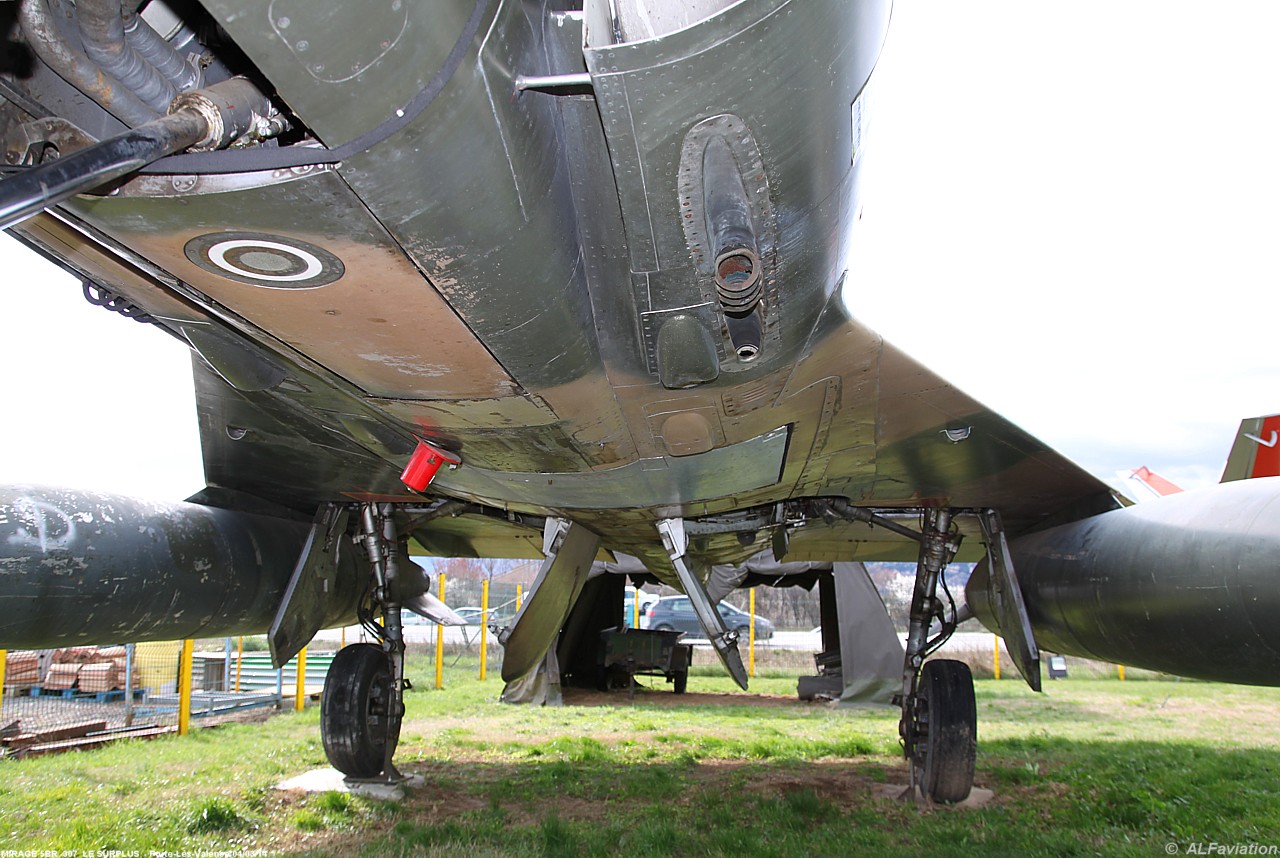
[184,232,344,289]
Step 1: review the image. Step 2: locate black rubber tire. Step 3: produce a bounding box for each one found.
[916,659,977,803]
[654,624,676,632]
[320,643,394,778]
[673,669,688,694]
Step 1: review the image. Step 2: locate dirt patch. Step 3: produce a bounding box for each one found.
[562,686,818,709]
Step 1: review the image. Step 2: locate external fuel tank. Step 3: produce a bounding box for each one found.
[966,477,1280,684]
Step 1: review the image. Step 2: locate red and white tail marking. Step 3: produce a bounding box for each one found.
[1222,414,1280,482]
[1116,466,1184,502]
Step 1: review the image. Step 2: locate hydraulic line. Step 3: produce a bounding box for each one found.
[122,2,202,93]
[77,0,178,113]
[17,0,159,127]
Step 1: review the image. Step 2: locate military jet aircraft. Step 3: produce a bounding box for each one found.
[2,0,1278,805]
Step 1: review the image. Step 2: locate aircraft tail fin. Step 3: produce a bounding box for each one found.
[1221,414,1280,482]
[1114,466,1184,503]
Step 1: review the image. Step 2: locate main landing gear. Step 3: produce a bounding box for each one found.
[898,509,976,803]
[321,503,408,783]
[826,502,977,803]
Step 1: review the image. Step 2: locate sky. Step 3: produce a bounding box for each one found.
[846,2,1280,489]
[2,1,1278,498]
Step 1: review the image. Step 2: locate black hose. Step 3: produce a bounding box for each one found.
[0,109,205,230]
[77,0,177,113]
[122,3,202,93]
[17,0,159,127]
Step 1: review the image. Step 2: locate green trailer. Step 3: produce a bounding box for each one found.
[598,628,692,694]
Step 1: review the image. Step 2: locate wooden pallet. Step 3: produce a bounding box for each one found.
[0,720,174,758]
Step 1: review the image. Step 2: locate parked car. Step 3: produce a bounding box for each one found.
[621,587,660,628]
[641,596,774,640]
[454,606,513,627]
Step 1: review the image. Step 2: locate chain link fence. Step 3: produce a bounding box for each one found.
[0,640,337,757]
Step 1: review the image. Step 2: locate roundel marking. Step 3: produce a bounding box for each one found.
[184,232,345,289]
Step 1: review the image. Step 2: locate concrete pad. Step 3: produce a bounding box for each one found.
[874,783,994,808]
[275,767,425,801]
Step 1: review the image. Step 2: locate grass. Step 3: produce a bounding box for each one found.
[2,653,1279,856]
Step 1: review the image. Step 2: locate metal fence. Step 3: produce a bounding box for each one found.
[0,640,336,757]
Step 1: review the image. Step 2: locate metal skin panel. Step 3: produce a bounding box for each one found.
[500,520,601,682]
[201,0,476,145]
[65,172,518,401]
[2,1,1120,572]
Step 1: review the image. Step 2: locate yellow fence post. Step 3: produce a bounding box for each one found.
[295,647,307,711]
[480,579,490,681]
[0,649,7,713]
[993,634,1001,680]
[178,639,194,736]
[516,583,523,613]
[632,588,640,629]
[748,587,756,678]
[234,636,244,693]
[435,573,446,690]
[1118,664,1126,681]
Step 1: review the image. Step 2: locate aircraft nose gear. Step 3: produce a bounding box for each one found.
[321,503,408,783]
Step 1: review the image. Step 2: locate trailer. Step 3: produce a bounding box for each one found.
[598,627,692,694]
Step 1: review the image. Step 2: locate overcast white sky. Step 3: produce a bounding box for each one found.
[848,1,1280,490]
[2,1,1278,498]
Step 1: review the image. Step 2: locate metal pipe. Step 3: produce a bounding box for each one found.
[514,72,592,92]
[0,109,205,229]
[77,0,177,112]
[0,77,271,230]
[725,309,762,362]
[829,499,925,543]
[18,0,159,126]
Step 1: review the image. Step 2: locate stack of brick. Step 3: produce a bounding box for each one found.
[97,646,140,690]
[33,646,142,692]
[77,663,119,693]
[52,647,99,665]
[43,663,82,690]
[3,652,41,690]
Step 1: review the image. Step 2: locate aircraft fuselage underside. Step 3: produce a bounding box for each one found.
[7,0,1112,569]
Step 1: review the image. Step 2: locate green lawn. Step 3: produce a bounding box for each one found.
[2,656,1279,856]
